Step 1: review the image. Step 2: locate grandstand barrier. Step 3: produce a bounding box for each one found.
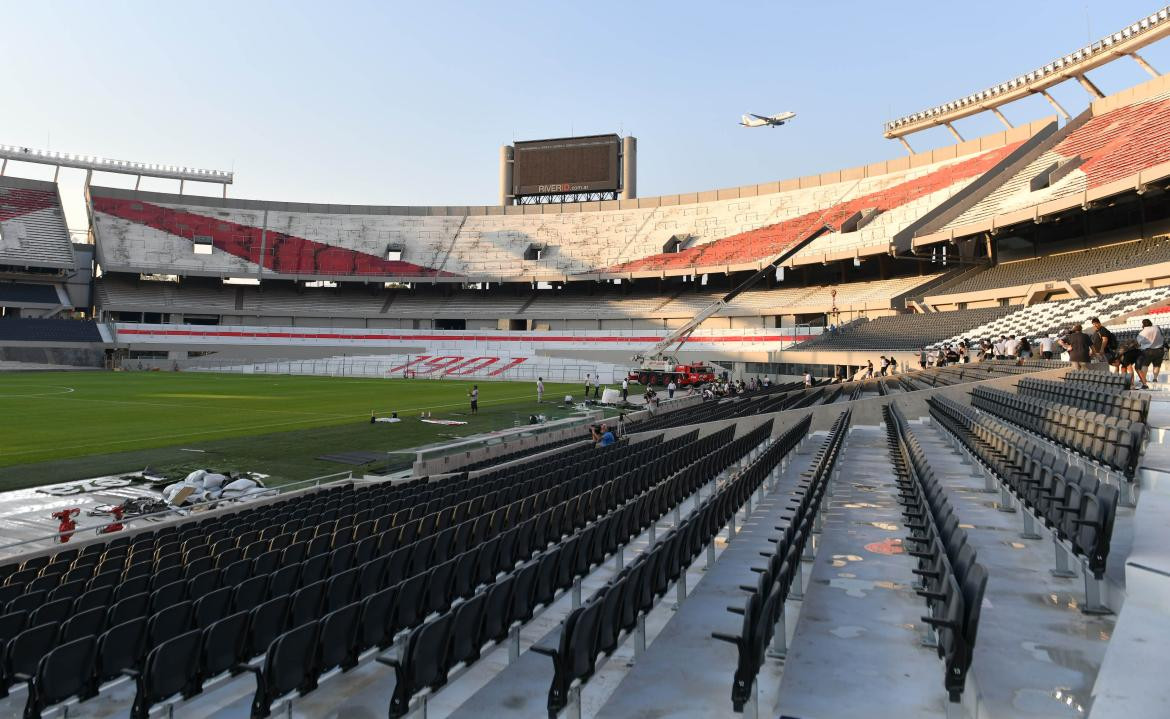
[405,413,604,478]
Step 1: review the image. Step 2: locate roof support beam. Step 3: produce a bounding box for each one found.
[896,136,914,154]
[944,123,964,142]
[1039,90,1072,121]
[990,107,1013,129]
[1130,51,1159,77]
[1075,73,1105,99]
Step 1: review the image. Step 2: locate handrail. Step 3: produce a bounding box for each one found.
[0,470,355,555]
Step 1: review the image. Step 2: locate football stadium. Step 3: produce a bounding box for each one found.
[2,3,1170,717]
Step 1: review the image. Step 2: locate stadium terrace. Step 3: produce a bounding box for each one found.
[1,6,1170,719]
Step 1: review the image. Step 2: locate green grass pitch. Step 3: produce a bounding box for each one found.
[0,371,587,491]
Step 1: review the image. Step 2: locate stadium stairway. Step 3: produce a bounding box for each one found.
[769,425,948,719]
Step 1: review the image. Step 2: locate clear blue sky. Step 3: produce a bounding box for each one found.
[4,0,1169,233]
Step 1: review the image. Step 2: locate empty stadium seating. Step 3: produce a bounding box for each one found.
[0,421,803,718]
[88,141,1019,281]
[929,393,1119,613]
[932,235,1170,296]
[96,272,939,324]
[609,144,1021,273]
[795,307,1015,350]
[0,318,101,343]
[941,92,1170,233]
[0,177,74,269]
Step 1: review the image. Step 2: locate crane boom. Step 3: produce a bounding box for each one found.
[634,223,834,364]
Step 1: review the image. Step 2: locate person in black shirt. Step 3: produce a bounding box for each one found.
[1089,317,1118,370]
[1059,324,1093,369]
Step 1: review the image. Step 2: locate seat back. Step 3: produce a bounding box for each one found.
[24,635,96,717]
[130,629,202,719]
[318,602,361,672]
[201,611,249,679]
[250,621,321,718]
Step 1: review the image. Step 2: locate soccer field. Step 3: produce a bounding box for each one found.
[0,371,584,491]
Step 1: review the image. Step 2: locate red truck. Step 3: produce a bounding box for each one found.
[628,359,717,387]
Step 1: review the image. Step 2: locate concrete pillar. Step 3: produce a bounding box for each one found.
[499,144,514,206]
[620,136,637,200]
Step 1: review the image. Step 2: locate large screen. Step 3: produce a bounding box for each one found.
[512,134,620,196]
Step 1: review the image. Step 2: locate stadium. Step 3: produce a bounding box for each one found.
[1,3,1169,718]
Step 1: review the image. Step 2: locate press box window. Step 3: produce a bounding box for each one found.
[193,235,213,255]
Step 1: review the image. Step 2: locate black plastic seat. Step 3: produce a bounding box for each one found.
[318,602,361,673]
[394,573,428,631]
[534,598,604,718]
[245,597,291,659]
[299,554,328,587]
[60,605,107,643]
[28,598,73,629]
[193,586,233,629]
[448,592,486,666]
[266,564,301,600]
[129,629,202,718]
[232,575,269,614]
[147,601,193,649]
[357,556,389,597]
[5,591,46,617]
[2,622,57,697]
[21,635,96,719]
[244,621,321,719]
[380,612,454,718]
[359,585,397,651]
[148,579,188,615]
[91,617,147,694]
[325,568,358,613]
[200,611,249,681]
[289,581,326,627]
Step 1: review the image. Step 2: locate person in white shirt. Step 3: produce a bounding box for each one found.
[666,379,677,399]
[1136,319,1165,389]
[803,371,813,387]
[536,377,544,403]
[621,378,629,401]
[1039,336,1055,360]
[1005,336,1018,359]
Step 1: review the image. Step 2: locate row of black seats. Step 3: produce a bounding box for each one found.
[969,385,1144,477]
[1064,369,1131,390]
[537,420,783,719]
[885,403,987,705]
[378,425,750,717]
[0,479,429,591]
[713,411,845,713]
[0,434,678,692]
[929,395,1118,584]
[6,433,690,717]
[1015,376,1149,424]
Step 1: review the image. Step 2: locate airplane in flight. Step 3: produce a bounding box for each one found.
[740,112,796,128]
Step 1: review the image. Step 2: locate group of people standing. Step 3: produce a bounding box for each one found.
[1069,317,1164,388]
[908,316,1166,389]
